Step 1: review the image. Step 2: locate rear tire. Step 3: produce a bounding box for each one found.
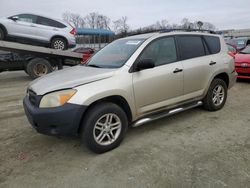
[203,78,227,111]
[26,58,53,79]
[81,102,128,154]
[51,38,67,50]
[0,28,5,40]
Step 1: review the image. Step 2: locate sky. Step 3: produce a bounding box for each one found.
[0,0,250,30]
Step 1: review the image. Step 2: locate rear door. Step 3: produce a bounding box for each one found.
[36,16,66,42]
[176,35,220,97]
[132,36,183,115]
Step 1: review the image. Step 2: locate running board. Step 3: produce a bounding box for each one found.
[131,101,203,128]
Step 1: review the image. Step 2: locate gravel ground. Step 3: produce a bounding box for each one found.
[0,71,250,188]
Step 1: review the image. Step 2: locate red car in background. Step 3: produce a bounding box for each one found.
[235,45,250,79]
[73,47,95,64]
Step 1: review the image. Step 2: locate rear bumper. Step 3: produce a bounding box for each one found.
[67,36,76,48]
[23,96,86,136]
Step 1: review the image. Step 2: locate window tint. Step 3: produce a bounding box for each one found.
[204,36,221,54]
[37,16,66,28]
[139,37,177,66]
[177,36,205,60]
[16,14,37,23]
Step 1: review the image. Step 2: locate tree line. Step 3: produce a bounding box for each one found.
[62,12,216,36]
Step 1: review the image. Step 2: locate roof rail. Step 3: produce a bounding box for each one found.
[160,29,216,34]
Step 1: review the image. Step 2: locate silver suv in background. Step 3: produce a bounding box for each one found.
[23,30,237,153]
[0,13,76,50]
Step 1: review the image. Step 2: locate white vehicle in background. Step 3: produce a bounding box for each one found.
[0,13,76,50]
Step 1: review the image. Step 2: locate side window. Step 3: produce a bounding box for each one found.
[17,14,37,23]
[139,37,177,66]
[37,16,66,28]
[177,36,205,60]
[203,36,221,54]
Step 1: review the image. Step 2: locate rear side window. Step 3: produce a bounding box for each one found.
[177,36,205,60]
[37,16,66,28]
[203,36,221,54]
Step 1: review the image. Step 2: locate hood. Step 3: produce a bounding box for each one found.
[235,53,250,63]
[29,65,116,95]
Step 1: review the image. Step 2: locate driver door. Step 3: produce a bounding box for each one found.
[132,37,183,115]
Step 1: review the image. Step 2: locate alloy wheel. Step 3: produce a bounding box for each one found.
[212,85,225,106]
[93,113,122,146]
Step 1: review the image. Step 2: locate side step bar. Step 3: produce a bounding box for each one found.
[131,101,203,128]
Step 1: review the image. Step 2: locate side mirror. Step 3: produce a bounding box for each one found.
[10,16,19,22]
[136,59,155,71]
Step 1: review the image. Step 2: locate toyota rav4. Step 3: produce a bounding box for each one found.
[23,30,237,153]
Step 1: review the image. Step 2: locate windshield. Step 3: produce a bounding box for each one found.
[86,38,145,68]
[240,45,250,54]
[233,39,246,49]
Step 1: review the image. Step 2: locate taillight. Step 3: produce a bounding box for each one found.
[70,28,76,35]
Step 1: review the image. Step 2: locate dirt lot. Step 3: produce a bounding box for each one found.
[0,71,250,188]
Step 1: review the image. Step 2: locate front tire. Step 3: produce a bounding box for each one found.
[51,38,67,50]
[82,102,128,154]
[203,78,227,111]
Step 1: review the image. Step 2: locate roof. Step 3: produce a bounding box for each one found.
[76,28,115,36]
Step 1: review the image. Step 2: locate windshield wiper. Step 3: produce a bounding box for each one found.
[87,64,102,68]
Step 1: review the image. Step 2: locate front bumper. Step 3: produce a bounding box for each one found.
[23,96,86,136]
[235,67,250,79]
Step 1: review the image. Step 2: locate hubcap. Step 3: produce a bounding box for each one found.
[53,40,65,50]
[33,64,48,76]
[212,85,225,106]
[93,113,122,146]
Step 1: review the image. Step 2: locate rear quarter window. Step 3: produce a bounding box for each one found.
[203,36,221,54]
[177,35,205,60]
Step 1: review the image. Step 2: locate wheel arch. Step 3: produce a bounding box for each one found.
[78,95,133,134]
[213,72,229,87]
[50,35,68,46]
[203,72,230,98]
[0,24,7,36]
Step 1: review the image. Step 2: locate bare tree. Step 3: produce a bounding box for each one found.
[62,12,85,28]
[181,18,191,29]
[84,12,111,29]
[62,12,71,24]
[113,16,130,34]
[201,22,216,30]
[96,15,111,29]
[85,12,97,28]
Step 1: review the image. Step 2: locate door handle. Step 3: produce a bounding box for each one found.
[209,61,217,66]
[173,68,183,73]
[30,25,36,27]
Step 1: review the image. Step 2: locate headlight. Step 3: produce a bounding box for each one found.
[39,89,77,108]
